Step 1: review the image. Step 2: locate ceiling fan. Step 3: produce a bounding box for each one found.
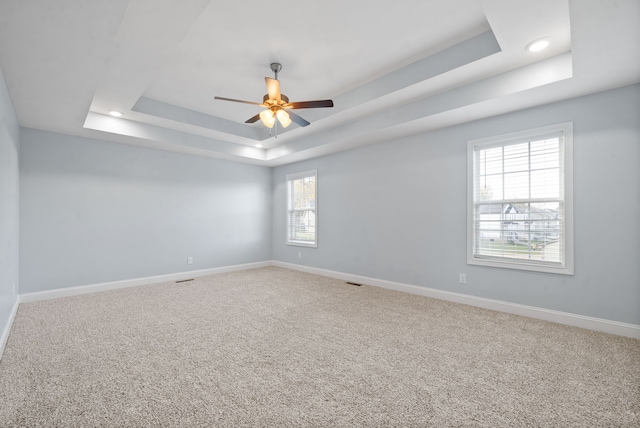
[215,63,334,133]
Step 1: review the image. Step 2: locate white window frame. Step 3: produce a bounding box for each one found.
[467,123,574,275]
[286,169,318,248]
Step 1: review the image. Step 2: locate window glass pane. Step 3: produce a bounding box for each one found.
[289,210,316,242]
[503,171,529,199]
[478,173,503,201]
[291,176,316,210]
[503,143,529,173]
[483,147,503,175]
[529,202,560,242]
[530,169,560,199]
[530,139,559,170]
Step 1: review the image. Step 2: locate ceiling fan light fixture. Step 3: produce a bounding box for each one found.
[215,63,334,135]
[259,109,276,128]
[276,109,292,128]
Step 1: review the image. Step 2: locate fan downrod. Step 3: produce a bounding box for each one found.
[270,62,282,80]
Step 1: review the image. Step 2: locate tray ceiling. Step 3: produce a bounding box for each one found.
[0,0,638,166]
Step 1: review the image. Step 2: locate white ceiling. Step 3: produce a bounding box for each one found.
[0,0,638,166]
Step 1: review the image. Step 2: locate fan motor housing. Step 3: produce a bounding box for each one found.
[263,94,289,104]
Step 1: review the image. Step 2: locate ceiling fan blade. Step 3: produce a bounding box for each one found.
[245,113,261,124]
[287,100,334,109]
[265,77,281,102]
[215,96,261,106]
[287,110,311,127]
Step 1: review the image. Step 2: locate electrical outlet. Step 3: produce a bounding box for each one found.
[187,257,193,265]
[459,273,467,284]
[298,252,302,259]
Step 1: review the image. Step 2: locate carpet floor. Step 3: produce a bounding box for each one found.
[0,267,638,427]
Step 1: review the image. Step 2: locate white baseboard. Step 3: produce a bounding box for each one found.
[272,261,640,339]
[18,261,271,304]
[0,300,19,361]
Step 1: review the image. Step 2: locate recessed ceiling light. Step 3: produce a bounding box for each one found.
[108,110,123,117]
[256,144,263,148]
[526,38,550,52]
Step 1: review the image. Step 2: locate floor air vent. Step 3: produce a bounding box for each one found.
[346,281,362,287]
[175,278,194,283]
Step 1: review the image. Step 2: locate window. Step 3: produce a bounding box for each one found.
[287,170,317,247]
[467,123,573,274]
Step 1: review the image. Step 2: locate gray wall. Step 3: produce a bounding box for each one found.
[0,66,20,334]
[19,129,272,293]
[272,84,640,325]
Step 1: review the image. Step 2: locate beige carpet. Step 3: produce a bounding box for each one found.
[0,267,638,427]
